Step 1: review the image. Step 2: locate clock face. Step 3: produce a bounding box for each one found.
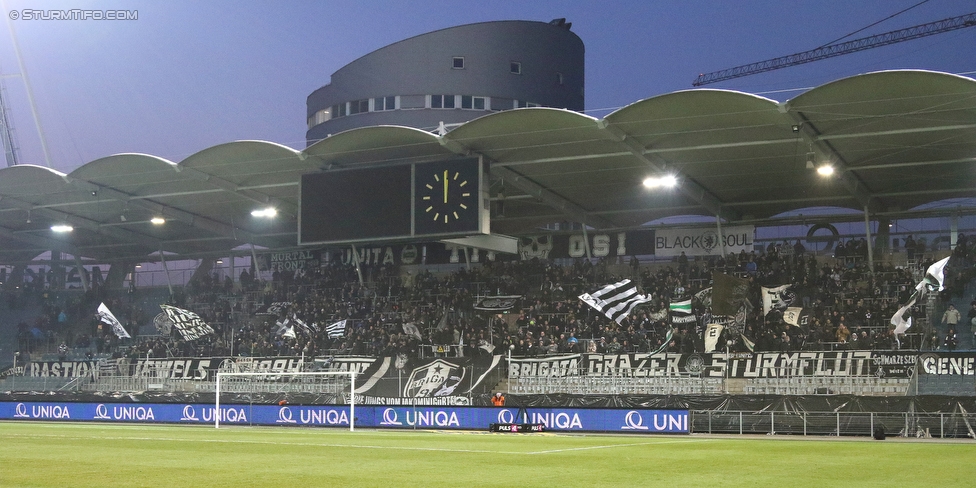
[420,169,473,224]
[414,159,482,236]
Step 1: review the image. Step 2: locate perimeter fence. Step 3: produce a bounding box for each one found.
[690,409,976,438]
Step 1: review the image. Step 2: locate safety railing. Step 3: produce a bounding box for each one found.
[690,410,976,438]
[743,376,911,396]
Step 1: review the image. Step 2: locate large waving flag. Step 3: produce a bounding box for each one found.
[326,319,348,339]
[890,256,951,335]
[712,272,751,316]
[275,318,296,339]
[694,287,712,309]
[403,322,423,341]
[891,299,916,335]
[761,284,794,315]
[579,279,653,324]
[97,302,131,339]
[291,314,317,336]
[704,323,724,353]
[916,256,950,294]
[159,304,215,341]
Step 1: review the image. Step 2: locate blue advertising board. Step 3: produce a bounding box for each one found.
[0,402,688,433]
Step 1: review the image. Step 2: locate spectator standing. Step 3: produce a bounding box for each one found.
[944,328,958,350]
[942,304,961,329]
[491,392,506,406]
[836,323,851,344]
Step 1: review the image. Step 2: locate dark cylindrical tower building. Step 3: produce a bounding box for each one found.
[306,19,584,144]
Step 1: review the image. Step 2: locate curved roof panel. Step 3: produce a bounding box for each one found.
[305,126,451,169]
[0,70,972,263]
[788,70,976,212]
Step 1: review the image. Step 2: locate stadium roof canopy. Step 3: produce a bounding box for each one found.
[0,70,973,264]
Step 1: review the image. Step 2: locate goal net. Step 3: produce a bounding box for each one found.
[215,371,356,430]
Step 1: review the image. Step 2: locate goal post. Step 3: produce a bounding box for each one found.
[215,371,356,431]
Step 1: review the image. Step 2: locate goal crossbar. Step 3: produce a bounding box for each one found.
[215,371,356,431]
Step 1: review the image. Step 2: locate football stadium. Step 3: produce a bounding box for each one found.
[3,4,976,487]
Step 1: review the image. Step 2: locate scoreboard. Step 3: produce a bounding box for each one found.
[299,157,489,245]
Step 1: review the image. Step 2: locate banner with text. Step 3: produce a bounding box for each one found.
[29,351,969,384]
[509,351,920,379]
[0,402,688,433]
[516,229,656,261]
[655,225,755,257]
[263,250,321,272]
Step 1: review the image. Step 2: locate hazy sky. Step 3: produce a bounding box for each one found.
[0,0,972,172]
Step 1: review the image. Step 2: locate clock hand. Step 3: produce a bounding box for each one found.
[443,170,448,204]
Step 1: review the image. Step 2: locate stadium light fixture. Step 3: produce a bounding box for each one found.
[51,224,73,233]
[251,207,277,218]
[816,165,834,177]
[643,175,677,189]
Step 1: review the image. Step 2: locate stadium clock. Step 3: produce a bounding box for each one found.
[413,158,483,236]
[419,169,473,223]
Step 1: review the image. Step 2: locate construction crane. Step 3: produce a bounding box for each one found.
[0,73,18,167]
[693,11,976,86]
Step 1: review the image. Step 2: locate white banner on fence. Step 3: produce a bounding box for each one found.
[654,225,755,257]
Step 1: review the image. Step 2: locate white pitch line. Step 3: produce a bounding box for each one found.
[526,438,710,455]
[1,432,528,455]
[2,430,710,456]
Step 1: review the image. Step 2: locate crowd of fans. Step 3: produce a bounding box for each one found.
[9,234,976,364]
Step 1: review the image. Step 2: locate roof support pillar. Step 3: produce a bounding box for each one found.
[863,207,874,275]
[73,254,89,292]
[159,249,174,298]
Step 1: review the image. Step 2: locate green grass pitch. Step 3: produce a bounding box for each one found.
[2,421,975,487]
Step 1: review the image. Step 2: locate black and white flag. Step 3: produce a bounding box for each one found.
[782,307,812,333]
[704,323,724,353]
[97,302,130,339]
[291,314,317,336]
[891,299,915,335]
[473,295,521,311]
[694,287,712,309]
[761,284,794,315]
[275,318,296,339]
[579,279,653,324]
[256,301,291,316]
[326,319,348,339]
[916,256,950,294]
[403,322,423,341]
[890,256,950,335]
[159,304,215,341]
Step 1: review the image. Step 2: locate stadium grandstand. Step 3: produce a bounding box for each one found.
[1,27,976,436]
